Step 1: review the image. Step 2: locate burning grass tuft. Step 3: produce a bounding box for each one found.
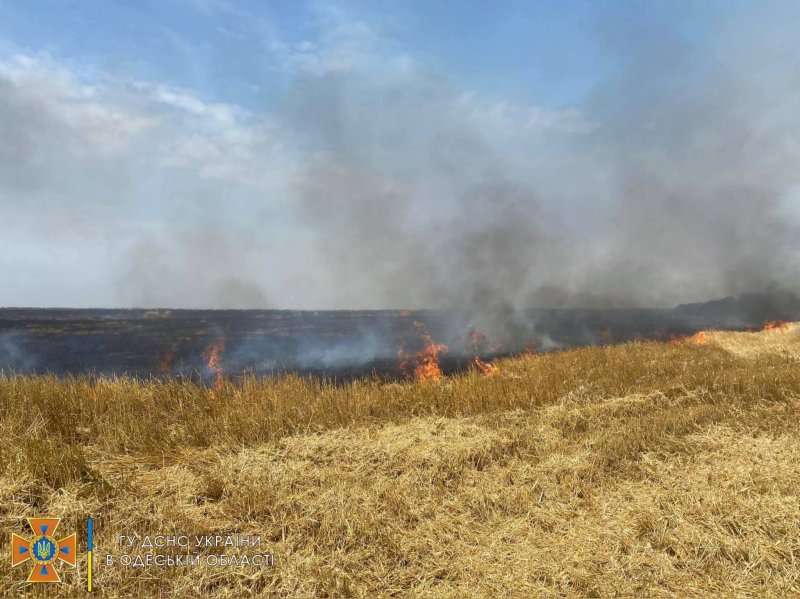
[1,325,800,596]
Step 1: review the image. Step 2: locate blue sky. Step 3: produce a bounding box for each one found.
[0,0,741,108]
[0,1,798,309]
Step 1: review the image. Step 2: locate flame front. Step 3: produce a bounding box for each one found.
[665,330,709,345]
[203,338,226,395]
[398,321,448,382]
[471,355,499,376]
[762,320,790,331]
[468,329,500,375]
[688,331,708,345]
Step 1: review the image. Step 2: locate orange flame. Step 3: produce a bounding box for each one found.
[471,355,499,376]
[398,322,448,382]
[203,338,226,395]
[157,346,176,375]
[467,329,500,375]
[667,330,709,345]
[762,320,790,332]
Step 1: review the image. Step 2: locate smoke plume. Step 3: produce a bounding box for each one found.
[1,3,799,331]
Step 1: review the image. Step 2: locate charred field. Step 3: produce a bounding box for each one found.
[1,292,799,381]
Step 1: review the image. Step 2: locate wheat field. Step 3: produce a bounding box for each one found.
[1,325,799,597]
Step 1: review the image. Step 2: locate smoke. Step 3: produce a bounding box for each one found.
[284,70,583,322]
[563,5,800,308]
[0,334,36,372]
[119,229,271,309]
[278,12,800,319]
[1,2,800,333]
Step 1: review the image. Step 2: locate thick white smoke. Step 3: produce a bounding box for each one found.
[0,3,799,316]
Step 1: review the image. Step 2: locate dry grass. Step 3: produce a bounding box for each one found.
[703,322,800,361]
[1,326,800,596]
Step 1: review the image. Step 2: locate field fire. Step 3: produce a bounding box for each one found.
[1,293,799,383]
[397,321,449,382]
[763,320,791,331]
[203,338,226,394]
[2,314,800,596]
[4,2,800,596]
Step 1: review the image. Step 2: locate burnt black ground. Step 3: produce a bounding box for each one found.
[0,293,798,380]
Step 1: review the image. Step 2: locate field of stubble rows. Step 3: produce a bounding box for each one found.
[1,324,799,597]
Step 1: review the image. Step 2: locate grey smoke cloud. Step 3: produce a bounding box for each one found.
[280,38,800,315]
[0,334,36,372]
[0,4,799,317]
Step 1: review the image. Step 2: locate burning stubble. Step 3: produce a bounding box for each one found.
[397,321,449,383]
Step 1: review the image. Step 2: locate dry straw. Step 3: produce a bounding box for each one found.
[1,325,799,596]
